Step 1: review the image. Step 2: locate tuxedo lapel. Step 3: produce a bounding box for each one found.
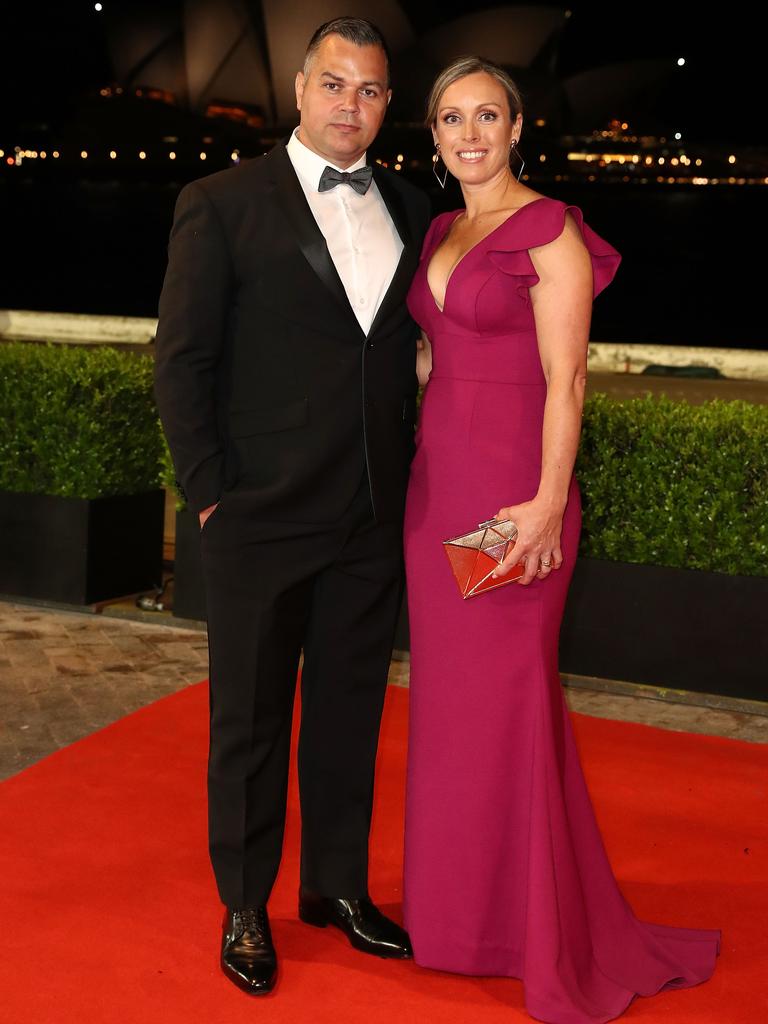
[266,144,360,327]
[367,167,418,339]
[265,143,419,341]
[373,165,412,252]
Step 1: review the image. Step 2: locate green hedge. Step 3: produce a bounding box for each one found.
[160,436,184,510]
[1,341,766,578]
[577,393,768,577]
[0,342,163,498]
[162,390,768,577]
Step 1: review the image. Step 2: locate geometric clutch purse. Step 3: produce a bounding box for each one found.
[442,519,524,599]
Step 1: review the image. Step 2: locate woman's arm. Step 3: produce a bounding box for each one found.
[493,211,594,585]
[416,331,433,387]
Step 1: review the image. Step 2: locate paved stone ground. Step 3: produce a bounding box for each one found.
[562,680,768,744]
[0,601,209,780]
[1,600,765,782]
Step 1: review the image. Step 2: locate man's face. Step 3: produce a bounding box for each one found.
[295,34,391,168]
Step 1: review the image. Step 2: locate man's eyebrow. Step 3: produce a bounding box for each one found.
[318,70,385,89]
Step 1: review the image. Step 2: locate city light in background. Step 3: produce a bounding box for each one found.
[1,2,764,344]
[2,4,764,187]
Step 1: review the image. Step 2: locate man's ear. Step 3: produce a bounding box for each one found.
[295,71,305,111]
[386,89,392,106]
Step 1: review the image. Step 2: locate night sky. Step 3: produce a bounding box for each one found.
[3,2,762,144]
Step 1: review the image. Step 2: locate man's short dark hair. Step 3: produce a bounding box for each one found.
[304,17,391,86]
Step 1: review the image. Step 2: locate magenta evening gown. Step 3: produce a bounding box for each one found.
[402,197,720,1024]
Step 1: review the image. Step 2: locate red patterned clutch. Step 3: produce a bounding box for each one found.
[443,519,524,599]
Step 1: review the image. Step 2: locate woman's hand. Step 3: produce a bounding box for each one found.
[491,497,565,585]
[416,332,432,386]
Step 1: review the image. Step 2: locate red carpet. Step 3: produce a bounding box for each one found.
[1,682,766,1023]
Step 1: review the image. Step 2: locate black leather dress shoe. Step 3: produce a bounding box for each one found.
[298,887,413,959]
[221,906,277,995]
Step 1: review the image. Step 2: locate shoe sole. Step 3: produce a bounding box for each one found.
[221,961,277,995]
[298,906,413,959]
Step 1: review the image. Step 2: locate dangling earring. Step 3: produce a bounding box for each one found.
[432,143,449,189]
[510,138,525,181]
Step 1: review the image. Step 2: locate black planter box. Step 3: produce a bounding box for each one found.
[170,525,767,702]
[394,557,767,702]
[0,489,165,605]
[172,508,206,622]
[560,558,768,701]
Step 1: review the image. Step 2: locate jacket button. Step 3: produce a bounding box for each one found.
[366,341,374,349]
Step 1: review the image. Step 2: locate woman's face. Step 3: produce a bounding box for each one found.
[432,71,521,187]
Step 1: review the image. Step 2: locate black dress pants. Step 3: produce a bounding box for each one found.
[199,473,403,909]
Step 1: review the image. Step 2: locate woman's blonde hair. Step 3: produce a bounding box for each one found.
[425,56,523,128]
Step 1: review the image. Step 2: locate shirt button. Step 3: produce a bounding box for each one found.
[358,297,366,306]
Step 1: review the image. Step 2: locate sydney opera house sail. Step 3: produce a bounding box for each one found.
[107,2,573,126]
[108,0,414,124]
[106,9,189,104]
[104,2,676,133]
[563,59,676,134]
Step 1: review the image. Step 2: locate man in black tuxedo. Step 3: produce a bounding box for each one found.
[154,17,430,995]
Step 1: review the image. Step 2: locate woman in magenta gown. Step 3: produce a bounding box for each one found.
[402,57,720,1024]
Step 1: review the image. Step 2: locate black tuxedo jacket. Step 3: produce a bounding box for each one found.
[154,141,431,523]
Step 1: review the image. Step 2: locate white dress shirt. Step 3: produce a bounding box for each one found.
[286,128,403,335]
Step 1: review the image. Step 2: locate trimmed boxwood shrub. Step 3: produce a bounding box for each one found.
[159,436,182,507]
[577,393,768,577]
[0,342,163,498]
[106,366,768,581]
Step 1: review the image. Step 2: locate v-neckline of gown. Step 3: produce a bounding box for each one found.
[427,196,548,314]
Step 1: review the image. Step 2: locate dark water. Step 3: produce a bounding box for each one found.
[0,174,764,349]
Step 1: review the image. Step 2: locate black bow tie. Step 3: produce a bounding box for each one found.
[318,165,374,196]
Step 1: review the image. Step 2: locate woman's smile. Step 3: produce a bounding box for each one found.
[455,148,489,162]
